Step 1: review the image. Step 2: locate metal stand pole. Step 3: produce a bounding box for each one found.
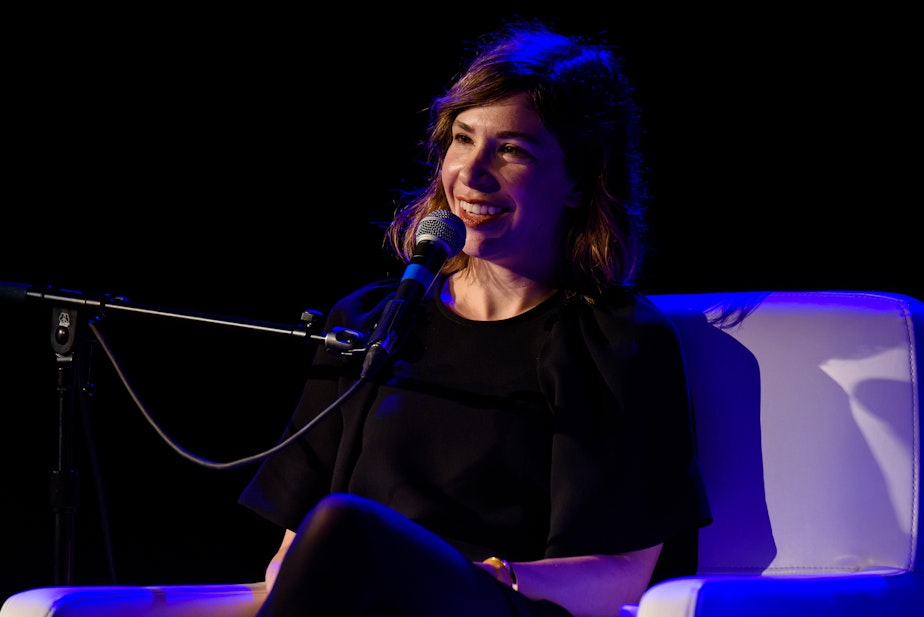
[49,304,81,585]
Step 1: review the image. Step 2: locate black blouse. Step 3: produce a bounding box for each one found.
[239,278,711,585]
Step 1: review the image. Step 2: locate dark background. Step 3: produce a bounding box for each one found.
[2,4,918,603]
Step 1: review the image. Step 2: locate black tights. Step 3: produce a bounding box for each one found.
[256,493,568,617]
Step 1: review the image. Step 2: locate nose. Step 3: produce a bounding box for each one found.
[457,147,499,192]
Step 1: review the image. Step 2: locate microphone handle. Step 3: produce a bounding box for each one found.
[361,243,448,379]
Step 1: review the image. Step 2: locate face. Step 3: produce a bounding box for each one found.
[441,92,580,274]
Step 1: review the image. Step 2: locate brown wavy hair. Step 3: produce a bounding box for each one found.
[385,19,649,297]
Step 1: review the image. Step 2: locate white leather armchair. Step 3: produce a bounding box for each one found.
[3,290,922,617]
[628,290,924,617]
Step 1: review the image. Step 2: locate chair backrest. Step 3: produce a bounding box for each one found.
[649,291,923,576]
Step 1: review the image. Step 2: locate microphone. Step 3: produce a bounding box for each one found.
[361,209,466,379]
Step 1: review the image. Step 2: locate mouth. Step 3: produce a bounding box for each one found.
[459,199,510,227]
[460,200,506,216]
[459,200,508,228]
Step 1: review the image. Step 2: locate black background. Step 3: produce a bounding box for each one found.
[2,4,918,603]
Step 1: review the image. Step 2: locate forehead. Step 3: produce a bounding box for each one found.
[454,93,548,136]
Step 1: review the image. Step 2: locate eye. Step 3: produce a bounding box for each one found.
[452,132,474,144]
[500,143,533,160]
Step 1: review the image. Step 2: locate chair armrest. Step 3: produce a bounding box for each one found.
[0,582,267,617]
[632,571,924,617]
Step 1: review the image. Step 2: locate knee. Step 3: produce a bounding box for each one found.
[296,493,381,545]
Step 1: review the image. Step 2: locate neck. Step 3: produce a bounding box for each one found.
[441,264,560,321]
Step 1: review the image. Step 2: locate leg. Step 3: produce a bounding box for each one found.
[257,493,519,617]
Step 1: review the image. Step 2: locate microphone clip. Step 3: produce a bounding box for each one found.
[314,326,368,356]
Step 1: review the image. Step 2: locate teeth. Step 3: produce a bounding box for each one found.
[461,201,504,216]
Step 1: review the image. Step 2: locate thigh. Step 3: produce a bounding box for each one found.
[264,493,570,617]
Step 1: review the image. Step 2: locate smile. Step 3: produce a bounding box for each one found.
[460,200,507,216]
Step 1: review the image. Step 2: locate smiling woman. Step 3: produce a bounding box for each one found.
[238,19,711,617]
[439,92,581,319]
[3,5,917,616]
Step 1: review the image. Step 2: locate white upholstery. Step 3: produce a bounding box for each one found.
[636,290,924,616]
[3,290,922,617]
[0,584,266,617]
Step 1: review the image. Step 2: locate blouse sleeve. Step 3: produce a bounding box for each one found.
[540,290,712,558]
[237,280,398,531]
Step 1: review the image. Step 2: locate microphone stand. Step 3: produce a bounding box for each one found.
[49,304,80,585]
[11,282,362,586]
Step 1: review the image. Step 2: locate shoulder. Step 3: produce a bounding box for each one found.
[561,288,677,337]
[325,279,400,331]
[548,288,683,370]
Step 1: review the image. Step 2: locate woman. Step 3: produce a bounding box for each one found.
[240,19,711,617]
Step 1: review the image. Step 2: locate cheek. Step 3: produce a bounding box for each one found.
[440,166,453,197]
[511,168,568,202]
[440,157,458,193]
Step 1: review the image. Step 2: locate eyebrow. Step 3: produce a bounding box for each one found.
[453,119,544,146]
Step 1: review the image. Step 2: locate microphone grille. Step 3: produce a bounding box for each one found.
[416,210,466,257]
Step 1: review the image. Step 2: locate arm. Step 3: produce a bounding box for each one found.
[477,544,662,617]
[265,529,296,592]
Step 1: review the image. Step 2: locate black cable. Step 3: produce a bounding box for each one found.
[86,318,364,471]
